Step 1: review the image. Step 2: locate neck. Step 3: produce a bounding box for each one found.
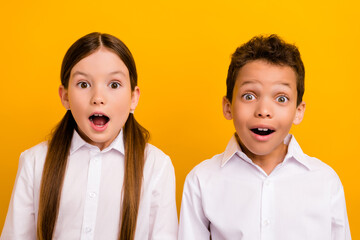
[236,135,288,175]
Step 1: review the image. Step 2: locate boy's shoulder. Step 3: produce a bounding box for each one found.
[288,136,340,179]
[186,152,226,184]
[290,145,345,194]
[297,150,340,180]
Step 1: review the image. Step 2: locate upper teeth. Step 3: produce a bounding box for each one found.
[94,114,103,117]
[258,128,268,131]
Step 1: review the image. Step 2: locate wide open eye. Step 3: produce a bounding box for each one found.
[109,82,121,89]
[276,95,289,103]
[242,93,255,101]
[78,81,90,89]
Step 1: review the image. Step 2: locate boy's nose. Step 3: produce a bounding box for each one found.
[255,100,272,118]
[257,112,271,117]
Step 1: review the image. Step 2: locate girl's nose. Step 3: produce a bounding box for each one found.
[91,87,106,105]
[92,97,104,105]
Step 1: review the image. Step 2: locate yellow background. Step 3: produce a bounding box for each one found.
[1,0,359,237]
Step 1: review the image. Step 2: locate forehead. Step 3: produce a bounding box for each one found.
[235,60,297,90]
[71,47,129,77]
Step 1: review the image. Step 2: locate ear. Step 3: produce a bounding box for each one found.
[130,86,140,111]
[59,85,70,110]
[293,101,306,125]
[222,96,233,120]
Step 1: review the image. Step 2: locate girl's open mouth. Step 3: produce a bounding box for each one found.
[89,114,110,128]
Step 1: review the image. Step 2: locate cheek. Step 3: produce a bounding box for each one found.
[232,104,250,125]
[111,94,132,113]
[277,108,297,126]
[68,88,83,104]
[68,95,85,111]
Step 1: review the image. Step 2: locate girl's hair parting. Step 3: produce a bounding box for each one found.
[37,32,149,240]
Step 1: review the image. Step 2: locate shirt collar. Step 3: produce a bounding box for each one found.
[283,134,312,170]
[221,134,242,167]
[70,129,125,155]
[221,133,312,170]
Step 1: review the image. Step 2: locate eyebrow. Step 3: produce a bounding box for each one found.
[71,70,127,78]
[72,71,88,78]
[108,71,127,77]
[279,82,292,88]
[240,80,293,88]
[239,80,257,87]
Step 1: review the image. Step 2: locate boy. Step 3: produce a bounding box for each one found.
[178,35,351,239]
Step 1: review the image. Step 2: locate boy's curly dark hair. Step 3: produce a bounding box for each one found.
[226,34,305,106]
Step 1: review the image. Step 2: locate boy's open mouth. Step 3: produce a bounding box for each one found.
[250,128,275,136]
[89,114,110,127]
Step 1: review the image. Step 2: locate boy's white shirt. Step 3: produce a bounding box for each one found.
[1,130,178,240]
[178,134,351,240]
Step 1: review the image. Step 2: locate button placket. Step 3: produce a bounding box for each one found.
[260,177,274,240]
[80,151,102,240]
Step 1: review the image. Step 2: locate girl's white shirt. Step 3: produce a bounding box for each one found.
[1,130,178,240]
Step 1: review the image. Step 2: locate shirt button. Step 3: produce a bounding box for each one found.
[263,219,270,226]
[85,227,92,233]
[89,192,96,198]
[264,180,270,186]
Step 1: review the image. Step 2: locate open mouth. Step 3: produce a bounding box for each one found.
[250,128,275,136]
[89,113,110,127]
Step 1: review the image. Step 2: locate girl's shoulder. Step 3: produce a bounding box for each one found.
[143,143,175,182]
[145,143,170,160]
[19,141,48,166]
[14,142,48,185]
[144,143,173,168]
[21,141,48,157]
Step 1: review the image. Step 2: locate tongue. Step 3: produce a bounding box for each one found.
[92,116,107,126]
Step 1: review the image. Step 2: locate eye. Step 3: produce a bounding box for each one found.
[242,93,256,101]
[276,95,289,103]
[109,82,121,89]
[78,81,90,88]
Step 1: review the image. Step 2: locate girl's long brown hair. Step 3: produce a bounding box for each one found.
[37,32,149,240]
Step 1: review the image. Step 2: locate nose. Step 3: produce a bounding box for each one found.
[91,86,106,105]
[255,99,272,118]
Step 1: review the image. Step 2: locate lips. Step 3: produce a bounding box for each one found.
[89,113,110,127]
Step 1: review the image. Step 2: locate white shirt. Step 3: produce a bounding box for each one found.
[1,130,178,240]
[178,134,351,240]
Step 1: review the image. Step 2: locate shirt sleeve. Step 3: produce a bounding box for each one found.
[1,151,37,240]
[331,175,351,240]
[178,169,210,240]
[148,156,178,240]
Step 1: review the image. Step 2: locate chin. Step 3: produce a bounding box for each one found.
[247,149,268,156]
[92,136,113,144]
[245,144,275,156]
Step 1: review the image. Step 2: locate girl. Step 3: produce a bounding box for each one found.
[1,32,178,240]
